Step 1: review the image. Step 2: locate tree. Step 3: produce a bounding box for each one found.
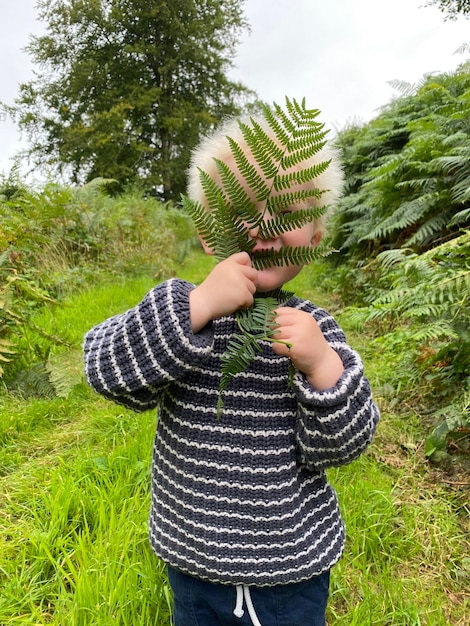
[424,0,470,20]
[9,0,256,199]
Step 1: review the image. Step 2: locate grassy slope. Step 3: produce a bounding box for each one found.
[0,251,468,625]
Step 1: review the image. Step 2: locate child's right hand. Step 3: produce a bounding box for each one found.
[189,252,258,333]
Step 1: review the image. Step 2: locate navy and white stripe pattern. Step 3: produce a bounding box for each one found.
[83,278,379,586]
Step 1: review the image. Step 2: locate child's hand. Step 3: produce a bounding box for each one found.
[190,252,258,333]
[272,307,344,390]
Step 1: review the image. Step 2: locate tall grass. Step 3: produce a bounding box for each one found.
[0,253,468,624]
[0,408,172,625]
[0,279,171,625]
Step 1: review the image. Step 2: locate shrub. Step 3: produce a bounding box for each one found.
[0,178,196,389]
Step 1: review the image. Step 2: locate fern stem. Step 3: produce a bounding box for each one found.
[235,309,292,349]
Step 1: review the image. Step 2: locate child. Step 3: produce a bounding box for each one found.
[83,114,380,626]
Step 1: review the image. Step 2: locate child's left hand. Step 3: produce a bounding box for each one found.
[272,307,344,391]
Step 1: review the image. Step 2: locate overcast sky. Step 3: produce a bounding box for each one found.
[1,0,469,180]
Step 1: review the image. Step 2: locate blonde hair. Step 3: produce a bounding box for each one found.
[187,115,344,234]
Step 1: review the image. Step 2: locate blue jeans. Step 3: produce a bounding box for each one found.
[167,566,330,626]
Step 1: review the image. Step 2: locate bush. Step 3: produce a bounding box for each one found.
[0,178,196,387]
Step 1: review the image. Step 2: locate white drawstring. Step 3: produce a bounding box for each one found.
[233,584,263,626]
[233,585,244,618]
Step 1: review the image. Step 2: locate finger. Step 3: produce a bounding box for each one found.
[274,306,297,317]
[246,268,259,290]
[232,251,252,266]
[271,339,292,357]
[247,277,258,294]
[273,308,297,327]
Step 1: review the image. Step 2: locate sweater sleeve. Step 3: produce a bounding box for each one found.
[83,279,214,411]
[292,308,380,471]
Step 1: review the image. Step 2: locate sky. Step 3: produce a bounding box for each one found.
[0,0,469,180]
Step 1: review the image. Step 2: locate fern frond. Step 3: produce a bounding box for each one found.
[271,100,298,136]
[288,128,325,150]
[181,97,335,416]
[376,248,412,268]
[249,118,286,163]
[213,158,260,224]
[263,105,292,146]
[450,181,470,205]
[281,139,328,170]
[218,333,263,416]
[217,293,294,417]
[212,210,253,260]
[273,161,331,192]
[361,194,437,242]
[285,97,319,128]
[448,207,470,226]
[238,120,281,180]
[258,207,322,239]
[236,296,278,334]
[251,245,321,270]
[9,362,56,399]
[0,338,16,377]
[226,137,272,203]
[46,348,84,398]
[198,168,228,214]
[181,196,217,250]
[184,181,256,260]
[272,288,295,303]
[266,188,326,214]
[405,212,449,247]
[273,101,328,171]
[253,288,295,304]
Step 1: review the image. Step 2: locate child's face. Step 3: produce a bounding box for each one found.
[209,153,321,292]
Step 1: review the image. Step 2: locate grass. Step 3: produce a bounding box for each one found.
[0,251,468,624]
[0,390,171,625]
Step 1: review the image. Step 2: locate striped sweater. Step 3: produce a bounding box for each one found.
[83,278,379,586]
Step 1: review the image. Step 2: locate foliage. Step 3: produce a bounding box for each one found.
[0,397,172,625]
[424,0,470,19]
[0,178,195,390]
[425,387,470,462]
[182,97,333,413]
[6,0,257,199]
[329,64,470,263]
[345,231,470,462]
[324,65,470,452]
[0,244,67,380]
[352,231,469,343]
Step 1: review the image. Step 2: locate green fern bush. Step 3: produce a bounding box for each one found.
[328,65,470,266]
[356,231,469,355]
[181,97,339,413]
[347,230,470,459]
[348,230,470,379]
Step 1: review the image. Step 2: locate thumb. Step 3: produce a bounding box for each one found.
[231,251,253,266]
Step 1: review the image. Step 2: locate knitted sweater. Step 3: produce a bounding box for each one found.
[83,278,379,587]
